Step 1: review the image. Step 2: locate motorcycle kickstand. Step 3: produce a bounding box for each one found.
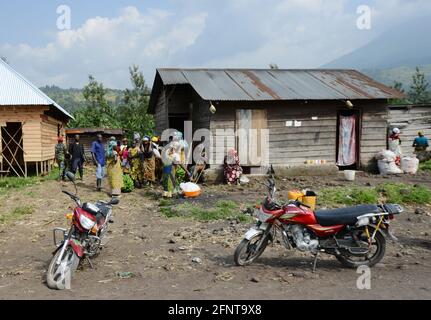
[312,252,319,273]
[86,257,94,269]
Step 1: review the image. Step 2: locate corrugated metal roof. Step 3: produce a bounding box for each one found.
[0,59,73,119]
[151,68,404,104]
[65,128,125,135]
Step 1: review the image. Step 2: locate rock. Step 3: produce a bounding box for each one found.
[173,231,181,237]
[178,246,187,251]
[250,277,260,283]
[395,252,403,258]
[122,229,129,235]
[168,239,176,244]
[116,272,135,279]
[415,208,426,215]
[192,257,202,264]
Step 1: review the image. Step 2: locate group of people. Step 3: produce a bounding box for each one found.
[54,131,212,198]
[389,128,429,164]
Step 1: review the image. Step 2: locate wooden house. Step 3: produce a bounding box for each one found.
[0,59,73,177]
[149,68,404,176]
[389,104,431,157]
[65,128,126,159]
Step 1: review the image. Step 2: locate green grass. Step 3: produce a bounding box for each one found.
[0,168,59,196]
[319,183,431,207]
[419,160,431,172]
[0,206,34,225]
[159,200,252,223]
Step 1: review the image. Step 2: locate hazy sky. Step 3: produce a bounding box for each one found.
[1,0,430,88]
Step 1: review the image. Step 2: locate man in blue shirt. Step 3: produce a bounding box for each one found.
[413,131,429,153]
[91,134,106,191]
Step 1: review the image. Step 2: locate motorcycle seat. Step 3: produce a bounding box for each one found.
[315,205,381,227]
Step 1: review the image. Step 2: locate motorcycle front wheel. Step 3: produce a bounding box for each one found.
[234,235,269,266]
[46,246,80,290]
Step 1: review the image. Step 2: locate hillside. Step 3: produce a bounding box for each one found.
[40,85,123,113]
[324,15,431,88]
[362,65,431,89]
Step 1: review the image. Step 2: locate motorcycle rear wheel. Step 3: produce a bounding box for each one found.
[336,228,386,268]
[234,235,269,266]
[46,246,80,290]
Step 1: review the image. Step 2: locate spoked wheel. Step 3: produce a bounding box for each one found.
[234,235,269,266]
[46,246,80,290]
[336,227,386,268]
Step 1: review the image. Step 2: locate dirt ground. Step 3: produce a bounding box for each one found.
[0,169,430,300]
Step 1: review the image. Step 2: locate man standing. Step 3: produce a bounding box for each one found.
[55,136,67,181]
[68,134,85,180]
[413,131,429,153]
[91,134,106,191]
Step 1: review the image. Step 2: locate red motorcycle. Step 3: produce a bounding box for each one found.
[234,178,403,269]
[46,172,119,290]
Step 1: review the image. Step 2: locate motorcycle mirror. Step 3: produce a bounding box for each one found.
[65,171,76,182]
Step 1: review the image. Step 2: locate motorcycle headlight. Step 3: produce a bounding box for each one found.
[79,214,96,230]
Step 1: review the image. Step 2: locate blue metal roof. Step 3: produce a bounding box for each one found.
[0,59,73,119]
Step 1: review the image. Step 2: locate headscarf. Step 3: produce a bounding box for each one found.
[106,140,117,158]
[226,149,239,165]
[392,128,400,135]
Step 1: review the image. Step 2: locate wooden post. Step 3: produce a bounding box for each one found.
[36,162,39,176]
[24,162,28,178]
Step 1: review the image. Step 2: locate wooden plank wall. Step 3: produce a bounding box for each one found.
[41,116,61,161]
[268,104,338,166]
[209,101,389,169]
[154,89,168,135]
[0,106,45,162]
[360,103,389,167]
[388,106,431,157]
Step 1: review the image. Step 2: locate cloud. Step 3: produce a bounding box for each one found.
[1,1,430,88]
[1,6,207,88]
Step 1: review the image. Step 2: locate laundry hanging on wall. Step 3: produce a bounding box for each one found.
[337,115,357,166]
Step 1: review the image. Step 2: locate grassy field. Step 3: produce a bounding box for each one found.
[0,168,59,196]
[318,183,431,207]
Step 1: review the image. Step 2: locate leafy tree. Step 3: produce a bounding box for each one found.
[408,67,430,104]
[69,75,120,128]
[389,81,408,105]
[269,63,279,70]
[117,65,154,139]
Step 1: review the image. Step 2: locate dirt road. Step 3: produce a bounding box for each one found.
[0,171,430,300]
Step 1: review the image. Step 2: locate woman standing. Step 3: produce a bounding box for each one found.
[162,142,190,198]
[389,128,402,166]
[129,139,143,188]
[141,136,157,186]
[224,149,243,185]
[106,138,124,197]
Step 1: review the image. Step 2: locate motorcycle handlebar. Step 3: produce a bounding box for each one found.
[62,190,80,203]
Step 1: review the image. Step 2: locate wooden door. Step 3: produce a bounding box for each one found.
[236,109,268,166]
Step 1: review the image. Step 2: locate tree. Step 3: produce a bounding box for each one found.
[408,67,430,104]
[117,65,154,138]
[69,75,119,128]
[389,81,408,105]
[269,63,279,70]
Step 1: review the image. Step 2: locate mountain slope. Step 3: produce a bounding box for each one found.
[324,16,431,70]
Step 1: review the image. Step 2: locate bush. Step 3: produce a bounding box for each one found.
[121,175,134,193]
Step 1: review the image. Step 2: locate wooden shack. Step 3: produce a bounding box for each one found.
[65,128,126,159]
[149,69,404,176]
[389,104,431,157]
[0,59,73,177]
